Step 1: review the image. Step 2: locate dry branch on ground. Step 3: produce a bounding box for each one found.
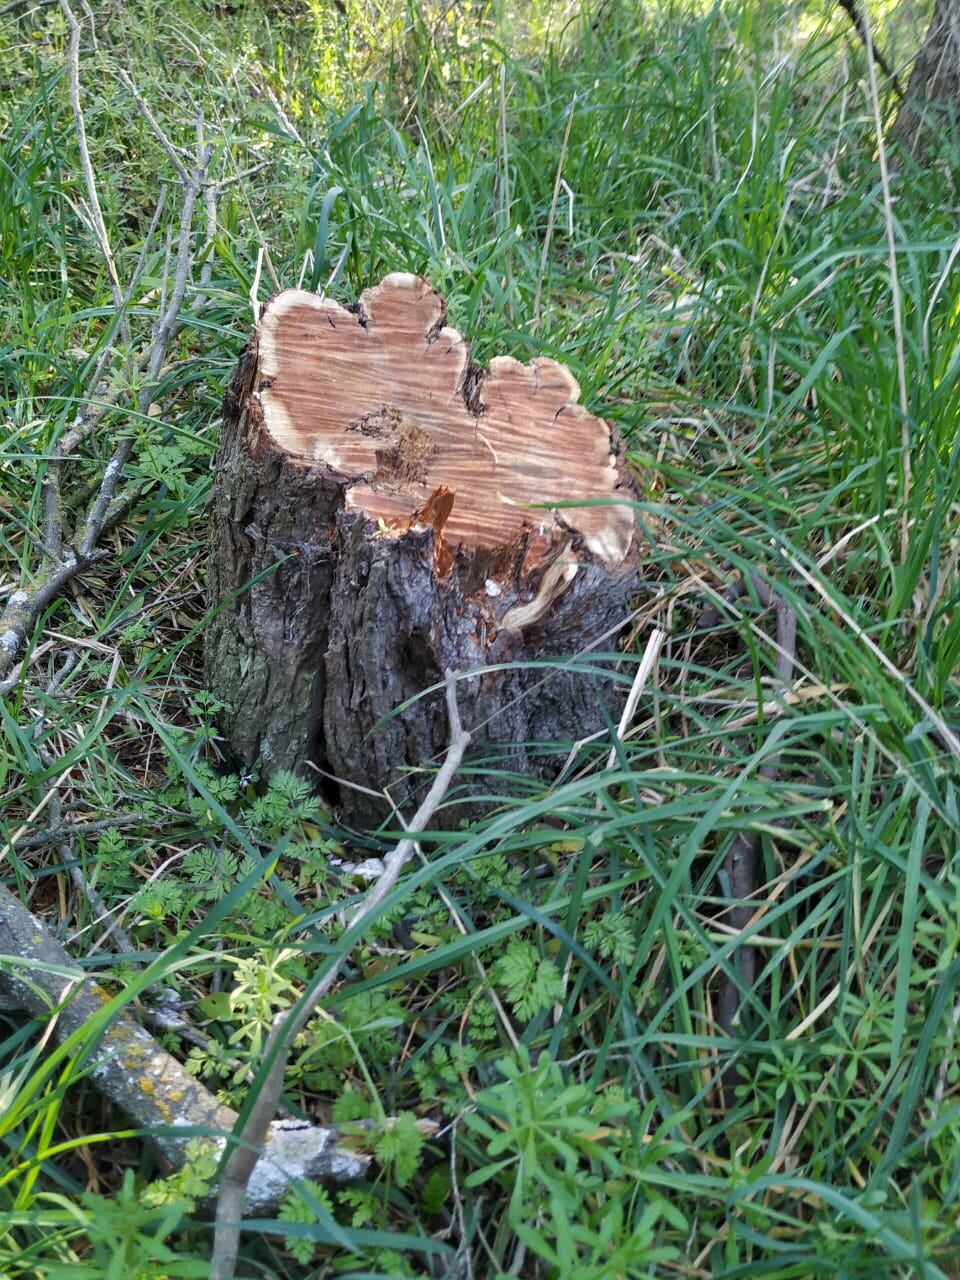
[0,4,213,688]
[0,881,373,1212]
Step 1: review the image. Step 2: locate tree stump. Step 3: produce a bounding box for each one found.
[205,275,641,827]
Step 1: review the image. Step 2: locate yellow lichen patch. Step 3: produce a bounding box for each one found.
[120,1041,150,1064]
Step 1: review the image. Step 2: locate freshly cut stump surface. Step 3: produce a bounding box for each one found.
[206,274,641,826]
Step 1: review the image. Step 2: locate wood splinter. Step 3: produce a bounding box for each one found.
[206,273,642,825]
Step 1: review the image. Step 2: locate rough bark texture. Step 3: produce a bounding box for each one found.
[206,275,641,827]
[891,0,960,154]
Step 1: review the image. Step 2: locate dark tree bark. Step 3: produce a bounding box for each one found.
[205,275,641,827]
[891,0,960,154]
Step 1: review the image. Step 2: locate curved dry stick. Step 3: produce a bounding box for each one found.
[209,670,471,1280]
[702,574,797,1108]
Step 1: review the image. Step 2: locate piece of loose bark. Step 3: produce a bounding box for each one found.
[206,274,641,825]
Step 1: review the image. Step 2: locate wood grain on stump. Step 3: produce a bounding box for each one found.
[206,274,641,826]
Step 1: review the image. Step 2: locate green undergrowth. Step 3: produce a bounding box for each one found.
[1,0,959,1275]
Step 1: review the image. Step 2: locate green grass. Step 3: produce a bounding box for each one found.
[1,0,959,1275]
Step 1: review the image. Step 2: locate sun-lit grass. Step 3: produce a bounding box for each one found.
[0,0,958,1276]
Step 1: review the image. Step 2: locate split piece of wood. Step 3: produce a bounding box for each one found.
[206,274,642,825]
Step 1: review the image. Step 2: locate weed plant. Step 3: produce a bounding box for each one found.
[1,0,959,1276]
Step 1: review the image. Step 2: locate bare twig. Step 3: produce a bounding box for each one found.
[533,93,576,327]
[836,0,904,98]
[209,671,472,1280]
[0,0,58,19]
[703,573,797,1109]
[379,789,521,1055]
[0,639,56,697]
[199,117,218,294]
[116,69,190,183]
[6,813,152,853]
[25,653,140,960]
[147,139,210,384]
[0,550,108,682]
[448,1118,475,1280]
[67,863,140,956]
[61,1,129,347]
[0,55,212,685]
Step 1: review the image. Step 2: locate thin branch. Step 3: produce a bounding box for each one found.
[0,106,211,684]
[76,141,209,555]
[6,813,152,853]
[209,671,472,1280]
[148,143,210,383]
[26,658,142,962]
[533,93,576,327]
[836,0,904,98]
[67,863,140,957]
[0,640,56,697]
[199,119,219,294]
[0,550,107,681]
[0,0,58,18]
[41,474,62,562]
[61,1,129,347]
[703,573,797,1109]
[46,184,167,540]
[380,789,521,1055]
[117,69,190,183]
[78,450,126,557]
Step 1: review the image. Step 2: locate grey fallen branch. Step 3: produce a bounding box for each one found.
[210,669,472,1280]
[0,879,372,1210]
[4,813,154,855]
[0,6,213,685]
[5,662,356,1197]
[702,572,797,1108]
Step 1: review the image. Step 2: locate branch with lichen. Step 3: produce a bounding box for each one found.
[0,879,377,1211]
